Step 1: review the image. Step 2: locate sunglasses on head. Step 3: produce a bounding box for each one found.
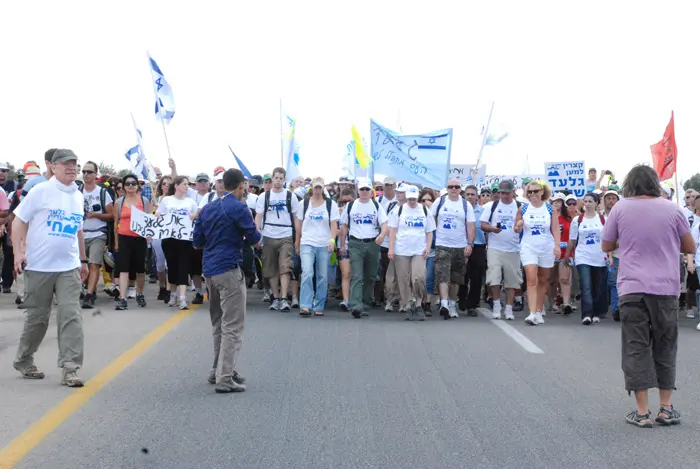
[447,185,461,190]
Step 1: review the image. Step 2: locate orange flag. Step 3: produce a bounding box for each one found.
[650,111,677,181]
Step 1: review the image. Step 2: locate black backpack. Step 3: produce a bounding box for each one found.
[488,199,522,223]
[303,197,333,224]
[397,204,428,218]
[81,185,115,248]
[346,199,380,235]
[262,190,295,238]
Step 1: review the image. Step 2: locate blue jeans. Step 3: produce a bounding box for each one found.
[577,264,608,319]
[300,245,330,311]
[425,256,435,294]
[606,257,619,312]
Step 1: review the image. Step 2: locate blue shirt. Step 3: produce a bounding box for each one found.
[22,175,47,193]
[473,203,486,245]
[193,193,261,278]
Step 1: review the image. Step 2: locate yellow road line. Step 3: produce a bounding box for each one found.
[0,306,197,469]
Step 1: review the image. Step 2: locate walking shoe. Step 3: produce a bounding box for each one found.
[269,299,280,311]
[491,302,502,320]
[136,294,147,308]
[351,310,362,319]
[592,317,601,324]
[504,305,515,321]
[256,279,263,290]
[467,308,478,317]
[696,322,700,331]
[291,297,299,309]
[233,371,246,385]
[157,287,169,301]
[625,410,653,428]
[448,302,459,319]
[127,286,137,299]
[168,294,177,307]
[403,309,413,321]
[15,294,24,305]
[524,313,537,326]
[192,293,204,304]
[414,306,426,321]
[115,298,128,310]
[552,304,561,314]
[361,311,369,317]
[215,377,246,393]
[513,299,524,312]
[439,303,450,320]
[563,304,573,315]
[339,300,349,312]
[81,293,95,309]
[540,308,547,317]
[655,406,681,425]
[179,298,189,310]
[534,312,545,324]
[262,291,271,302]
[582,317,592,325]
[424,304,432,317]
[148,276,157,284]
[208,370,216,384]
[14,364,45,379]
[280,299,291,312]
[686,309,695,319]
[384,301,395,312]
[61,370,84,388]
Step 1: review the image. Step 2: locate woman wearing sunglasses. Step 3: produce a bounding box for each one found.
[113,174,153,310]
[515,181,560,325]
[548,193,577,314]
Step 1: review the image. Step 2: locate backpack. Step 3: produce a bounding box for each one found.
[303,197,333,225]
[397,204,428,218]
[488,199,522,223]
[433,194,469,246]
[208,191,217,204]
[116,195,148,231]
[81,186,114,244]
[262,190,296,239]
[346,199,380,235]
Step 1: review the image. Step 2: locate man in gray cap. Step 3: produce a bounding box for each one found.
[11,149,89,387]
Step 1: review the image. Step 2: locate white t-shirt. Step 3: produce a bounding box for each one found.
[381,200,402,248]
[187,187,210,205]
[156,195,199,218]
[389,204,436,256]
[247,193,259,212]
[692,222,700,263]
[569,214,606,267]
[339,199,388,240]
[379,193,397,213]
[82,186,113,239]
[255,190,301,239]
[682,206,695,227]
[297,198,340,247]
[521,203,554,250]
[15,177,84,272]
[198,191,220,210]
[431,196,475,248]
[479,200,520,252]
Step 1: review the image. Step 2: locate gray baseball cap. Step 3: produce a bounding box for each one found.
[51,149,78,164]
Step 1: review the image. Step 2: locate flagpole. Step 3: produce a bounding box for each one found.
[473,101,494,179]
[674,172,680,204]
[147,53,173,161]
[279,97,284,168]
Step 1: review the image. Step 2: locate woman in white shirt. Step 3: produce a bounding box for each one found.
[388,185,435,321]
[157,176,199,310]
[515,181,560,325]
[295,178,339,316]
[565,193,609,325]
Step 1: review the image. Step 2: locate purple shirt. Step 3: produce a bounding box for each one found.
[602,197,690,297]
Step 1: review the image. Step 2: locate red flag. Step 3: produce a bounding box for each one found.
[650,111,677,181]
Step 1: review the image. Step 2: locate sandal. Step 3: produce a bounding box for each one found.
[655,406,681,426]
[626,410,653,428]
[314,311,325,316]
[299,309,312,317]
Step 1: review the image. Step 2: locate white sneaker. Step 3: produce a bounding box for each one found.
[492,302,502,320]
[269,299,280,311]
[168,294,177,307]
[262,291,270,302]
[504,305,515,321]
[524,313,537,325]
[178,298,188,310]
[686,309,695,319]
[540,308,547,317]
[448,302,459,318]
[127,287,136,299]
[534,312,545,324]
[582,317,592,325]
[696,322,700,331]
[385,302,394,312]
[592,317,601,324]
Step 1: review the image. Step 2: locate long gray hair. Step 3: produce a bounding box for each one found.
[621,165,664,198]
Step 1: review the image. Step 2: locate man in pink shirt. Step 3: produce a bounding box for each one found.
[602,165,695,428]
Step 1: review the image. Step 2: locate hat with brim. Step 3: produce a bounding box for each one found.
[552,192,566,202]
[51,149,78,164]
[195,172,210,183]
[311,177,325,188]
[357,178,372,190]
[565,194,577,203]
[405,186,419,199]
[262,173,272,181]
[396,183,408,192]
[604,190,620,200]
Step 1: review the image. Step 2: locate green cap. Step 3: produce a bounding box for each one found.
[262,173,272,181]
[522,177,532,185]
[490,183,499,191]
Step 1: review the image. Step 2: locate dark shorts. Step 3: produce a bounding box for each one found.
[434,246,466,285]
[620,293,678,392]
[115,235,147,275]
[189,246,203,276]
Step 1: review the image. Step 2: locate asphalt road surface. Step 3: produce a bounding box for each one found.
[2,284,700,469]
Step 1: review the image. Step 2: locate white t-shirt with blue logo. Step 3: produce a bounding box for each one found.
[255,190,301,239]
[521,203,554,251]
[156,195,199,219]
[430,197,475,249]
[569,214,606,267]
[389,204,436,256]
[339,199,388,240]
[15,177,84,272]
[297,199,340,248]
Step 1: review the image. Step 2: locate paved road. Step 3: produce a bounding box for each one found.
[1,284,700,469]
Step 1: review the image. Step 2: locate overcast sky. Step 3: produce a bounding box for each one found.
[1,1,698,185]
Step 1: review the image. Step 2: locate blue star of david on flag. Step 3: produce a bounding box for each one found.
[149,54,175,124]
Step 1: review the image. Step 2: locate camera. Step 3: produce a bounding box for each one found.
[92,204,101,212]
[496,222,502,229]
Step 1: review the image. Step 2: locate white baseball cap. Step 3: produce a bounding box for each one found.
[356,178,372,190]
[405,185,419,199]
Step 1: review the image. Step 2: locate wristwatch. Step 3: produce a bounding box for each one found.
[81,260,89,264]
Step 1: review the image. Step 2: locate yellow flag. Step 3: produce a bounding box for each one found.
[351,125,370,169]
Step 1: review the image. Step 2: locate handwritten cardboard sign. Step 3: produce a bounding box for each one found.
[130,207,193,241]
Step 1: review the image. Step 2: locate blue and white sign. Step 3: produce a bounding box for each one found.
[370,120,453,189]
[545,161,586,198]
[449,164,486,183]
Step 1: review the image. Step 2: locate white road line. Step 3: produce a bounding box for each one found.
[478,308,545,354]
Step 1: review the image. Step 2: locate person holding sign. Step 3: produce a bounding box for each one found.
[193,168,261,393]
[157,176,199,310]
[113,174,153,311]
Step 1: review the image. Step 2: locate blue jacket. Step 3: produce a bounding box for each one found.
[193,194,261,278]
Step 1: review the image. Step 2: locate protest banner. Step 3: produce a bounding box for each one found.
[544,161,586,198]
[477,174,546,189]
[449,164,486,183]
[130,207,194,241]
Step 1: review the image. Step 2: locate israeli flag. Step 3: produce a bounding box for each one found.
[370,120,453,189]
[282,112,301,183]
[125,114,156,182]
[148,54,175,123]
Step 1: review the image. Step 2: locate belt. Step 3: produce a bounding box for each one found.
[350,236,375,243]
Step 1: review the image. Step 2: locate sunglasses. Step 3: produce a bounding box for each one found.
[527,189,542,195]
[566,201,577,206]
[82,170,96,175]
[124,181,138,187]
[0,169,8,173]
[359,187,371,191]
[116,186,123,191]
[465,193,477,197]
[447,185,461,190]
